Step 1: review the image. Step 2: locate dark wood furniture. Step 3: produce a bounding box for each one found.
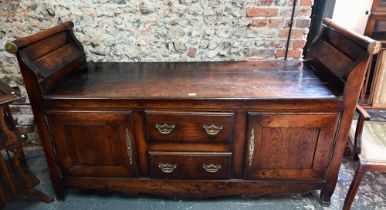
[360,0,386,108]
[4,19,381,205]
[0,81,53,208]
[373,0,386,13]
[344,105,386,210]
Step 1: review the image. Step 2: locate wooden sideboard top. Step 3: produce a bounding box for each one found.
[45,60,339,100]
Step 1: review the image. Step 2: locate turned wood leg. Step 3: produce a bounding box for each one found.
[343,165,366,210]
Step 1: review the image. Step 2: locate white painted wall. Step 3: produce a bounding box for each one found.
[332,0,374,34]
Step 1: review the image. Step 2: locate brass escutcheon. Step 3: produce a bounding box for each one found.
[125,128,133,165]
[248,128,255,167]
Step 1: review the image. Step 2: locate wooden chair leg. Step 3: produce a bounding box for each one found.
[343,165,366,210]
[0,184,6,208]
[0,154,16,196]
[20,189,54,203]
[0,105,54,204]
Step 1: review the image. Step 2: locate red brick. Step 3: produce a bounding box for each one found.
[300,0,313,6]
[247,7,279,17]
[296,7,312,17]
[279,28,308,38]
[258,0,274,6]
[275,49,302,59]
[268,40,285,48]
[292,40,306,49]
[187,47,197,58]
[287,49,303,58]
[275,49,285,58]
[251,19,268,27]
[268,19,287,28]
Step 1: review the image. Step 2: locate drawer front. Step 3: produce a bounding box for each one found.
[145,111,234,143]
[149,152,231,179]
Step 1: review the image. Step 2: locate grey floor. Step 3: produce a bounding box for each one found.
[4,148,386,210]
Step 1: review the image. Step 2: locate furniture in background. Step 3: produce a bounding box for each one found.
[344,105,386,210]
[0,81,53,208]
[360,0,386,109]
[331,0,374,35]
[4,19,381,206]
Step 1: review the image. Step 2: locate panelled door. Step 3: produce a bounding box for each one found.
[245,113,339,180]
[46,111,136,177]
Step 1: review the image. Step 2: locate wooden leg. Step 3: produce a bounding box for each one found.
[34,113,66,201]
[0,154,16,196]
[20,189,54,203]
[7,146,39,189]
[0,183,7,208]
[54,186,66,201]
[0,105,55,203]
[1,109,39,189]
[343,165,366,210]
[319,190,332,207]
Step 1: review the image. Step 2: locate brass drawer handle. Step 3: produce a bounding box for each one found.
[158,163,177,173]
[155,123,175,135]
[203,124,223,136]
[202,163,222,173]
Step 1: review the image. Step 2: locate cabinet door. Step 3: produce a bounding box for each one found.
[245,113,339,180]
[46,111,136,177]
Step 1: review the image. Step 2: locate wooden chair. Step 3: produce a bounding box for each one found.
[343,105,386,210]
[0,81,53,208]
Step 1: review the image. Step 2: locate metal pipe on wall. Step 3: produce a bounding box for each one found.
[284,0,297,60]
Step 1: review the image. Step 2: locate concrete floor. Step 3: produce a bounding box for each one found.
[4,148,386,210]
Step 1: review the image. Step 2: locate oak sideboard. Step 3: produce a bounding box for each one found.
[5,19,381,205]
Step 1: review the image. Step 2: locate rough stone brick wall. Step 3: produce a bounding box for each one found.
[0,0,313,144]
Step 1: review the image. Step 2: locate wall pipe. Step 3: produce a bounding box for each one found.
[284,0,298,60]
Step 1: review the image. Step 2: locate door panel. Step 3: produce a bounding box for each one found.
[256,127,319,169]
[46,111,136,177]
[245,113,339,180]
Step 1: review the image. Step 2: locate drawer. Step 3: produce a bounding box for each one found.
[149,151,231,179]
[145,111,234,143]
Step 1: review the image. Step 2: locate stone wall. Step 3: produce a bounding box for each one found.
[0,0,313,144]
